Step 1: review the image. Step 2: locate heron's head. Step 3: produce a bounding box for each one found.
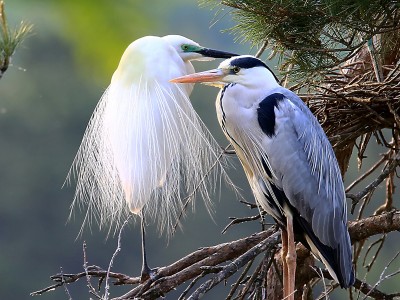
[170,55,279,89]
[162,35,237,62]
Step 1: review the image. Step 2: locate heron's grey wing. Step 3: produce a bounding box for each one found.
[256,91,353,287]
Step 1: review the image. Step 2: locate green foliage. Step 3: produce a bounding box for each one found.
[203,0,399,80]
[0,1,32,79]
[49,0,158,82]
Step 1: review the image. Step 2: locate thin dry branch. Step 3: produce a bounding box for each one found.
[347,153,400,213]
[346,153,387,192]
[221,214,262,234]
[185,232,280,300]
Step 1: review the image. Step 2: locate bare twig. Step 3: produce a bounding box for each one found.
[362,250,400,300]
[346,154,386,192]
[186,231,280,300]
[238,258,263,299]
[178,273,206,300]
[83,242,102,299]
[104,217,131,299]
[354,277,395,300]
[60,267,72,300]
[30,266,137,296]
[348,153,400,213]
[255,40,269,58]
[222,214,261,234]
[226,258,254,300]
[363,234,386,272]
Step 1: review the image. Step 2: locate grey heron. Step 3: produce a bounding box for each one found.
[69,35,236,280]
[171,55,355,297]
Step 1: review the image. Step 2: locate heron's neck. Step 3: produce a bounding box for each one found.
[248,68,280,93]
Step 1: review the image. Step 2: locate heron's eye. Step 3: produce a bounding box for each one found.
[181,44,190,51]
[232,66,241,74]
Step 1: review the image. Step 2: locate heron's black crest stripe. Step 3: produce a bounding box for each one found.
[230,57,278,82]
[257,93,285,138]
[230,56,267,69]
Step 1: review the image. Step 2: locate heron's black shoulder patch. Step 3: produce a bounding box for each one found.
[257,93,285,137]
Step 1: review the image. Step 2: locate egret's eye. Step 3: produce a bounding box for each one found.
[181,44,190,51]
[232,66,241,74]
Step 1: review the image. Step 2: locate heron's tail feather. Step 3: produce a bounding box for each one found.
[294,210,355,288]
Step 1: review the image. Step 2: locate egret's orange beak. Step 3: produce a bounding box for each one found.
[170,69,225,84]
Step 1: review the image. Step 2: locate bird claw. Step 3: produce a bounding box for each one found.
[140,267,159,283]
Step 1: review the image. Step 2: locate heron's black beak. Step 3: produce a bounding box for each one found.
[197,48,238,59]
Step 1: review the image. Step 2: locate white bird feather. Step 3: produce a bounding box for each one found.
[68,35,232,235]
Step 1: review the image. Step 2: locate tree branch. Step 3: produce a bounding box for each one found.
[348,210,400,242]
[113,227,279,299]
[32,209,400,299]
[186,232,280,300]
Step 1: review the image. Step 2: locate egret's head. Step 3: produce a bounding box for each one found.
[171,55,279,89]
[162,35,237,62]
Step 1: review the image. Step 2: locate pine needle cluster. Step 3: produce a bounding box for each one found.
[0,1,32,79]
[204,0,399,81]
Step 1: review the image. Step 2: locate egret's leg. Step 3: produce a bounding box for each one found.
[139,212,159,283]
[281,228,289,298]
[286,214,296,300]
[140,213,152,282]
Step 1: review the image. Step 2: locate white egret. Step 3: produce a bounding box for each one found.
[69,35,236,279]
[171,55,355,298]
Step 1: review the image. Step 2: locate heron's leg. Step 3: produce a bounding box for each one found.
[286,214,296,300]
[281,228,289,298]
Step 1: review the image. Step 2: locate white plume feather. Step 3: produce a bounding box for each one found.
[68,36,229,235]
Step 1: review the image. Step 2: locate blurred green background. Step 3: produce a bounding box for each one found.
[1,1,398,299]
[1,1,256,299]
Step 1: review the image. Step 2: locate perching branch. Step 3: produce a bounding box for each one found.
[185,231,280,300]
[32,210,400,299]
[113,227,279,299]
[348,210,400,243]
